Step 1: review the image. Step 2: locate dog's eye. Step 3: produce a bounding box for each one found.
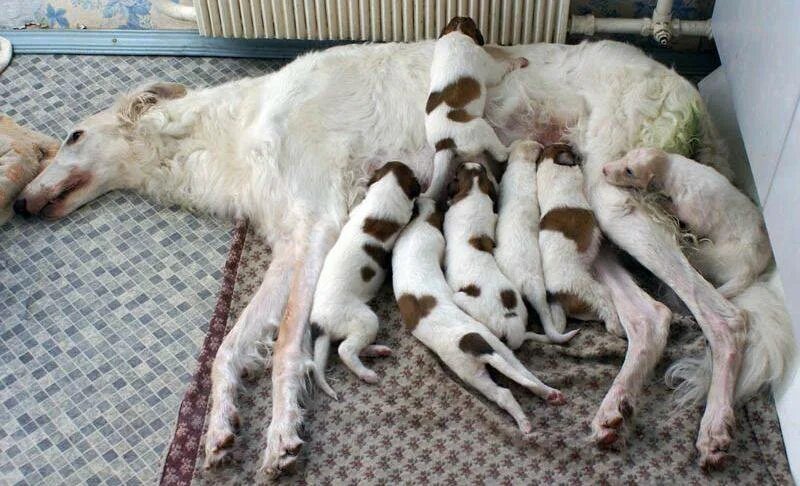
[625,167,634,177]
[66,130,84,145]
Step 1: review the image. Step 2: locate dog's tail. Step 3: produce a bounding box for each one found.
[311,325,338,400]
[666,270,795,405]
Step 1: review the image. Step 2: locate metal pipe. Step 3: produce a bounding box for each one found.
[569,15,712,44]
[155,0,198,23]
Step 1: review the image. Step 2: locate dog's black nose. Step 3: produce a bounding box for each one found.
[13,198,31,217]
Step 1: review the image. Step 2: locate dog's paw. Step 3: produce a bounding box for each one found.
[591,386,634,450]
[203,410,240,469]
[696,406,735,471]
[261,422,304,478]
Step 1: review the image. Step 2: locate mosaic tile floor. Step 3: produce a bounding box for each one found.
[0,54,283,485]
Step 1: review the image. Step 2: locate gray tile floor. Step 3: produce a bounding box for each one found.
[0,54,283,485]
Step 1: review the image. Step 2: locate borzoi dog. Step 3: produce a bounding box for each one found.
[393,196,564,433]
[537,143,623,337]
[310,161,419,399]
[602,147,772,299]
[495,140,578,344]
[443,162,538,349]
[15,38,790,472]
[424,16,527,198]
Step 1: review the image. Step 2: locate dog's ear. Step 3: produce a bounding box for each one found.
[118,82,188,126]
[543,144,579,167]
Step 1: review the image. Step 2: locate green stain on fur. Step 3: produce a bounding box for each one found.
[637,99,703,157]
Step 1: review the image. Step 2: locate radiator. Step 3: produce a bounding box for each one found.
[193,0,571,44]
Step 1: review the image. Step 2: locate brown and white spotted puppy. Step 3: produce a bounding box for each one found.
[1,115,59,224]
[392,197,564,433]
[443,162,546,349]
[310,161,420,399]
[424,16,528,199]
[536,144,623,337]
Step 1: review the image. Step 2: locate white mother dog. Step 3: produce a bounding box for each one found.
[15,38,788,472]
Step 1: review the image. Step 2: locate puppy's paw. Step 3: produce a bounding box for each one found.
[360,345,392,357]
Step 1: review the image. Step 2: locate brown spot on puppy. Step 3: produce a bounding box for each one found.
[368,161,421,200]
[435,138,456,152]
[540,207,597,252]
[397,294,437,331]
[552,290,593,316]
[541,143,579,166]
[458,332,494,356]
[360,266,376,282]
[425,76,481,114]
[363,217,402,242]
[468,234,495,254]
[447,109,475,123]
[363,243,391,269]
[500,289,517,309]
[448,163,497,205]
[459,284,481,297]
[440,16,485,45]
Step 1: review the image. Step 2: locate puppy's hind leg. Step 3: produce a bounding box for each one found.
[481,342,565,405]
[338,306,385,383]
[204,239,294,469]
[465,368,532,434]
[572,272,625,338]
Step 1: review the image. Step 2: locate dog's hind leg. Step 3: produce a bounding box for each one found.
[590,247,671,449]
[588,177,746,469]
[261,220,339,477]
[204,238,294,469]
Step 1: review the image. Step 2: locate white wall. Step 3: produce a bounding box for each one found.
[711,0,800,478]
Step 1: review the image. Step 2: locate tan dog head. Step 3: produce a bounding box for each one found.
[14,82,187,219]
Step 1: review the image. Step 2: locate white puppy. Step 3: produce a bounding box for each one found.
[424,16,528,199]
[393,196,565,433]
[311,161,420,399]
[602,147,772,299]
[444,162,544,349]
[495,140,578,344]
[537,144,623,337]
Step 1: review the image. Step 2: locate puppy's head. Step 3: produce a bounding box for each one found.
[602,147,667,189]
[440,16,485,46]
[539,143,579,167]
[368,161,421,200]
[447,161,497,206]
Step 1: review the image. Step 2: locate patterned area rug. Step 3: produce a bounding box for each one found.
[0,54,283,485]
[170,225,793,485]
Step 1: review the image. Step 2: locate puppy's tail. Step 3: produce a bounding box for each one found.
[666,270,795,405]
[311,328,338,400]
[522,296,578,344]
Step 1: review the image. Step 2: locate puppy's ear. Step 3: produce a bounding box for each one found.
[144,82,188,100]
[459,17,485,46]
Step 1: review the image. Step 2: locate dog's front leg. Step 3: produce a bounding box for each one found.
[204,238,294,468]
[590,247,671,448]
[261,220,338,476]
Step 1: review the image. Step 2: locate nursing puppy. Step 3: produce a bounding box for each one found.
[424,16,528,199]
[537,144,623,337]
[311,161,420,399]
[393,197,565,433]
[603,147,772,299]
[444,162,543,349]
[495,140,578,344]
